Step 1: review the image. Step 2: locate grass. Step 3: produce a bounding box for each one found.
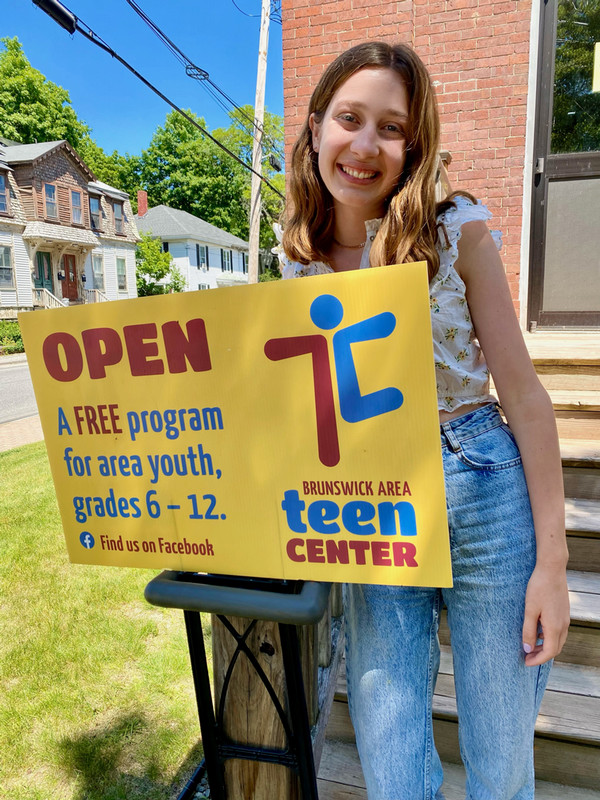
[0,442,211,800]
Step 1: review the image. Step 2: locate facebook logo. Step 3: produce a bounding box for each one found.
[265,294,403,467]
[79,531,95,549]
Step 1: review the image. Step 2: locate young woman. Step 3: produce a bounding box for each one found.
[279,42,570,799]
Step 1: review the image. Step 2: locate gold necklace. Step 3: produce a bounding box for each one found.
[333,237,366,249]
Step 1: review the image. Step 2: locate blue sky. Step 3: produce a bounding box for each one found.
[3,0,284,156]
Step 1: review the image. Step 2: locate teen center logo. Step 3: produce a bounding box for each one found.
[265,294,403,467]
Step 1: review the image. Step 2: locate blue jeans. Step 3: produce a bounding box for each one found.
[344,404,552,800]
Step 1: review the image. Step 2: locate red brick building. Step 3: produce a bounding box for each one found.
[282,0,600,330]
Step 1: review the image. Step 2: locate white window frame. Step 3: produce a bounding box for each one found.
[92,254,104,291]
[196,244,208,268]
[90,196,101,230]
[116,256,127,291]
[44,183,58,219]
[0,173,9,215]
[198,283,210,290]
[0,245,14,289]
[71,190,82,224]
[113,201,124,234]
[221,248,233,272]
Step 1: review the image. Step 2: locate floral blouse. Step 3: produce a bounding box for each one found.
[276,196,501,413]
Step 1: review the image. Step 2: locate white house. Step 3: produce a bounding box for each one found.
[134,193,249,291]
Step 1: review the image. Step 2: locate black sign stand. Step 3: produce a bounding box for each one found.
[145,571,331,800]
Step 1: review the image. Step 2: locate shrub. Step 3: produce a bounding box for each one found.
[0,319,24,353]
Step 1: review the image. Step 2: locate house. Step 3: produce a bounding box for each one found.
[134,192,249,291]
[0,138,139,317]
[283,2,600,331]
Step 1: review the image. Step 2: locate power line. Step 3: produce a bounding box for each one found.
[31,0,284,198]
[231,0,282,24]
[124,0,284,160]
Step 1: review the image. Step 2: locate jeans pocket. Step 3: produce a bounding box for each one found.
[455,423,523,471]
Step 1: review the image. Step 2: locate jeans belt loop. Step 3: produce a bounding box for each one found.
[442,423,462,453]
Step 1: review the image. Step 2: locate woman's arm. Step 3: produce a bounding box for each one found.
[455,220,570,666]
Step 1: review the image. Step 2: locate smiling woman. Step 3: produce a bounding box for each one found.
[309,68,410,240]
[278,40,570,800]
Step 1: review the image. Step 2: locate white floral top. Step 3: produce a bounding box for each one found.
[276,196,501,412]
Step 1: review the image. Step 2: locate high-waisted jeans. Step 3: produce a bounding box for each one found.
[344,403,552,800]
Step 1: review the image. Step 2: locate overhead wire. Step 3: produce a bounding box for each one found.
[123,0,285,160]
[31,0,284,197]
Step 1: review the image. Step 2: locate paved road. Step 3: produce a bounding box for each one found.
[0,357,38,424]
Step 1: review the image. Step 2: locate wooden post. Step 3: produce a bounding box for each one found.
[212,615,318,800]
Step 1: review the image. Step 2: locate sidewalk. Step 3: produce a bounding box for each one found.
[0,352,44,453]
[0,414,44,453]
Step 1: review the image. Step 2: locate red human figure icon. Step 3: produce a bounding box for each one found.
[264,334,340,467]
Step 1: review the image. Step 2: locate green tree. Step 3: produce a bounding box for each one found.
[0,37,90,148]
[140,110,249,238]
[135,232,185,295]
[0,37,142,196]
[213,105,285,251]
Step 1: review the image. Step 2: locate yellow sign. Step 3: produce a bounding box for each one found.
[19,264,451,586]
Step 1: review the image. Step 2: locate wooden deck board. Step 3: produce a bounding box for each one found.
[565,498,600,534]
[318,721,600,799]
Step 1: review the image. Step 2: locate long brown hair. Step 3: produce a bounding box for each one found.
[283,42,446,280]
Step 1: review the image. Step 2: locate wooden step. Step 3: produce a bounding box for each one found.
[317,732,600,799]
[561,440,600,501]
[538,370,600,392]
[566,499,600,572]
[331,647,600,790]
[556,414,600,440]
[549,391,600,413]
[438,569,600,667]
[524,333,600,366]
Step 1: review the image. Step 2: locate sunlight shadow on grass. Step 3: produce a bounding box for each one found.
[57,712,204,800]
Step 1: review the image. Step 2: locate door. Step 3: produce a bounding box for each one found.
[62,254,78,301]
[34,251,53,291]
[528,0,600,328]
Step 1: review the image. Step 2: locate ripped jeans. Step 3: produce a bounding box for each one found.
[344,404,551,799]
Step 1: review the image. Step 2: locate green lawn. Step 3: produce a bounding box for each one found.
[0,442,210,800]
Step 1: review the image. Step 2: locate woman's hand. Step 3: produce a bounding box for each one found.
[522,561,570,666]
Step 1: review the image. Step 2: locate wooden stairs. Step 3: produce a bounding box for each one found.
[317,333,600,799]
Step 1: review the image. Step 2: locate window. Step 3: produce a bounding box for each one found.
[0,246,14,289]
[71,190,82,224]
[92,254,104,290]
[221,248,232,272]
[90,196,101,230]
[162,241,169,253]
[0,173,9,215]
[113,202,124,234]
[198,283,210,290]
[196,244,208,268]
[44,184,58,219]
[242,252,248,274]
[116,257,127,291]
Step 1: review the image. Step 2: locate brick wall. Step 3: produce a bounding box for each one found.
[282,0,533,308]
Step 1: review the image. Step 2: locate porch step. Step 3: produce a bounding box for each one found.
[331,646,600,790]
[524,332,600,366]
[549,390,600,413]
[438,569,600,667]
[562,440,600,501]
[317,733,600,799]
[565,498,600,572]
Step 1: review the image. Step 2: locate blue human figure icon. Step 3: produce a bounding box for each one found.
[310,295,403,423]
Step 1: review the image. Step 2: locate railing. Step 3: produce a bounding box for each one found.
[32,288,68,309]
[82,288,109,304]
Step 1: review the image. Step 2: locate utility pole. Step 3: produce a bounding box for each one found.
[248,0,270,284]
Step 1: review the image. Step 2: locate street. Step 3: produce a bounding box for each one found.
[0,357,38,424]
